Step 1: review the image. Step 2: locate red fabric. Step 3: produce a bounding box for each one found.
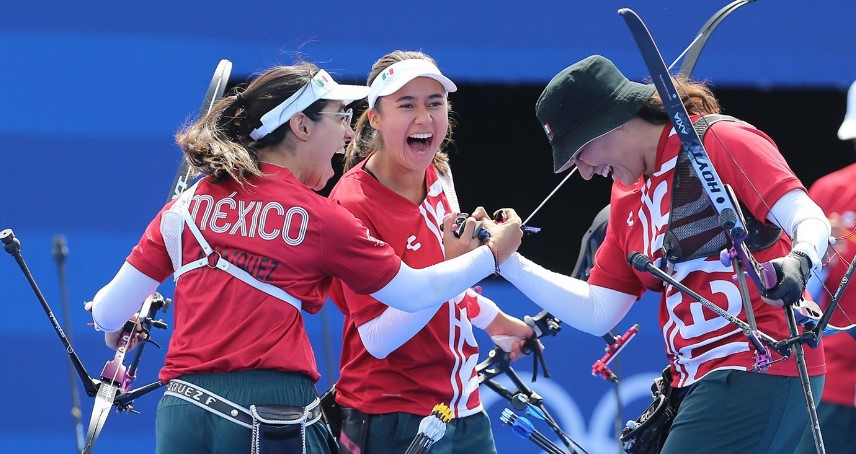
[588,119,824,387]
[809,163,856,407]
[329,161,483,417]
[127,163,400,383]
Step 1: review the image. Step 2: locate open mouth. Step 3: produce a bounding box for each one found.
[600,165,613,179]
[407,133,434,153]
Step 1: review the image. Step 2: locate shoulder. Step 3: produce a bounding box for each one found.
[330,170,372,211]
[706,119,776,148]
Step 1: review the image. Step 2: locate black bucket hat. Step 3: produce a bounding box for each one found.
[535,55,655,173]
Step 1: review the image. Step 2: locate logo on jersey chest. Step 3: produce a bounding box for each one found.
[405,235,421,251]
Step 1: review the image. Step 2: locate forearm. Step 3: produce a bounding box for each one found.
[357,305,441,359]
[500,253,637,336]
[371,245,494,312]
[91,262,160,332]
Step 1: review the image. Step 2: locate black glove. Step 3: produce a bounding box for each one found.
[762,250,813,306]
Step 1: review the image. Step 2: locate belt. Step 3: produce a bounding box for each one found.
[164,378,322,429]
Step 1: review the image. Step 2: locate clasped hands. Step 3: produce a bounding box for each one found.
[442,207,523,267]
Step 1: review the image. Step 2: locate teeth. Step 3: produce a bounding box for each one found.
[600,165,612,177]
[409,133,433,139]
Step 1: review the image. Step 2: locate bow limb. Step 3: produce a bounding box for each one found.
[670,0,756,76]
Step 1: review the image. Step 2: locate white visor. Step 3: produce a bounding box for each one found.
[250,69,369,141]
[367,59,457,108]
[838,80,856,140]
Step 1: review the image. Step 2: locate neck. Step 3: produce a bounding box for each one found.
[259,144,300,178]
[365,151,427,204]
[624,118,665,178]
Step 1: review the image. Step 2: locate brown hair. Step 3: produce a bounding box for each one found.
[175,62,330,184]
[343,50,455,174]
[637,75,721,124]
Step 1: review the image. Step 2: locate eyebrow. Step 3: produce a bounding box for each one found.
[392,93,445,103]
[327,101,346,110]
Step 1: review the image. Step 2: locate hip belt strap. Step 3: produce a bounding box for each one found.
[164,379,322,429]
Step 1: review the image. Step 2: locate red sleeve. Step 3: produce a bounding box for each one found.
[706,121,805,222]
[318,199,401,296]
[126,209,174,283]
[337,282,390,326]
[587,195,647,297]
[327,175,399,324]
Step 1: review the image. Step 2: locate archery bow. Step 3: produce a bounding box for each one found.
[82,292,169,453]
[670,0,756,76]
[167,59,232,203]
[476,311,589,453]
[619,7,830,452]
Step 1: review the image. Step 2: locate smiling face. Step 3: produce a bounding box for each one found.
[299,101,355,190]
[368,77,449,174]
[571,124,646,186]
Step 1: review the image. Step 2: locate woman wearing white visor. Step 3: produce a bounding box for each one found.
[329,51,532,454]
[88,62,523,454]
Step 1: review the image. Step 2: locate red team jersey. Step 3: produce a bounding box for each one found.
[588,119,825,387]
[809,163,856,407]
[329,159,484,417]
[126,163,401,383]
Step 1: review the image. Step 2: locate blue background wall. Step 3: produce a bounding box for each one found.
[2,1,853,453]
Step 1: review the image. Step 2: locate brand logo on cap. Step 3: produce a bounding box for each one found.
[543,123,553,141]
[381,67,395,81]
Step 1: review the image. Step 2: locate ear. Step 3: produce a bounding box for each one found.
[289,113,312,141]
[367,108,382,131]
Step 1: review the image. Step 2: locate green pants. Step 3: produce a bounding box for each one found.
[661,370,824,454]
[155,369,337,454]
[795,401,856,454]
[341,409,497,454]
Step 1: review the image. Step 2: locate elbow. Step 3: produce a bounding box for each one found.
[358,329,392,359]
[369,349,391,360]
[363,343,391,360]
[586,323,614,338]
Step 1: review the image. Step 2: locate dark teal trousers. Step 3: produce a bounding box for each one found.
[155,369,336,454]
[662,369,824,454]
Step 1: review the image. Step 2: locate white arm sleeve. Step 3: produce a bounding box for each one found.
[767,189,831,268]
[357,305,441,359]
[371,245,494,312]
[91,262,160,332]
[500,253,637,336]
[468,290,500,329]
[358,286,497,359]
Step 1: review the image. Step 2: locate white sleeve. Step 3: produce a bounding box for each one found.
[767,189,831,269]
[467,289,500,329]
[357,305,441,359]
[500,253,637,336]
[371,245,494,312]
[91,262,160,332]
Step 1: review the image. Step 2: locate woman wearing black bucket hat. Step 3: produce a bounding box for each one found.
[499,55,832,452]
